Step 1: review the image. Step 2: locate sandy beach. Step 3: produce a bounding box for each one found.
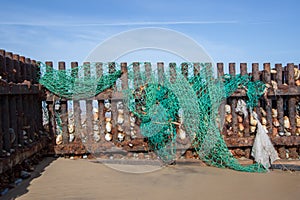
[2,157,299,200]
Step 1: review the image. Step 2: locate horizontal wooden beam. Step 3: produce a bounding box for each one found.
[225,136,300,147]
[0,138,48,174]
[0,84,41,95]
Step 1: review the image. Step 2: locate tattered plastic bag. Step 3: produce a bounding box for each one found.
[251,112,279,170]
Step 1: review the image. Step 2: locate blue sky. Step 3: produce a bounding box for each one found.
[0,0,299,68]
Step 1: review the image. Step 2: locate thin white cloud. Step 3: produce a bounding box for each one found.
[0,20,238,27]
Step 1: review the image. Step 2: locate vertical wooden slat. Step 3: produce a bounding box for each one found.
[13,54,21,83]
[169,63,177,83]
[25,58,32,81]
[217,63,224,77]
[58,62,69,143]
[108,62,117,140]
[121,63,130,137]
[181,62,188,79]
[217,63,226,134]
[240,63,250,137]
[252,63,262,121]
[0,51,3,155]
[7,53,18,146]
[133,62,141,88]
[83,62,93,142]
[263,63,272,134]
[1,95,10,151]
[5,52,15,83]
[45,61,56,139]
[193,62,201,76]
[95,62,103,140]
[144,62,152,82]
[229,63,238,136]
[26,58,35,141]
[17,57,25,146]
[275,64,284,135]
[19,56,26,82]
[0,49,7,80]
[1,53,10,150]
[157,62,164,84]
[287,63,296,135]
[0,94,2,156]
[71,62,82,141]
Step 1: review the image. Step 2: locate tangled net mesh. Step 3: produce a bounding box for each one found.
[39,62,267,172]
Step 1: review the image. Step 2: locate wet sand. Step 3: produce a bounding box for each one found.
[4,157,300,200]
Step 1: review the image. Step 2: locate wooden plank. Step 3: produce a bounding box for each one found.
[95,62,104,141]
[193,62,201,76]
[181,62,188,79]
[225,136,300,147]
[25,58,32,81]
[45,61,56,139]
[229,63,238,136]
[13,54,21,83]
[0,90,2,156]
[252,63,262,121]
[133,62,141,88]
[144,62,152,82]
[5,52,15,83]
[2,95,10,151]
[71,62,82,141]
[263,63,272,134]
[58,62,69,143]
[287,63,296,135]
[121,63,130,137]
[0,49,7,81]
[169,62,177,83]
[275,64,284,135]
[109,62,117,141]
[217,63,226,133]
[157,62,164,85]
[19,56,25,82]
[240,63,250,137]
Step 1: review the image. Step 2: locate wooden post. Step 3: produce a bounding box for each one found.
[133,62,141,88]
[0,95,2,156]
[7,53,18,147]
[95,62,103,140]
[287,63,296,135]
[275,64,284,135]
[252,63,262,121]
[108,62,117,140]
[5,52,15,83]
[82,62,93,142]
[25,58,35,141]
[45,61,56,139]
[229,63,238,136]
[144,62,152,82]
[217,63,226,135]
[240,63,250,137]
[181,62,188,79]
[58,62,69,143]
[19,56,26,82]
[71,62,82,141]
[157,62,164,85]
[193,62,201,76]
[263,63,272,135]
[121,62,130,138]
[0,49,7,80]
[25,58,32,82]
[13,54,21,83]
[169,63,177,83]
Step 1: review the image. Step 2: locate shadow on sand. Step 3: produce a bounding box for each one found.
[2,156,57,200]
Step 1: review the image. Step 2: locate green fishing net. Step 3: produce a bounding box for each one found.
[39,62,267,172]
